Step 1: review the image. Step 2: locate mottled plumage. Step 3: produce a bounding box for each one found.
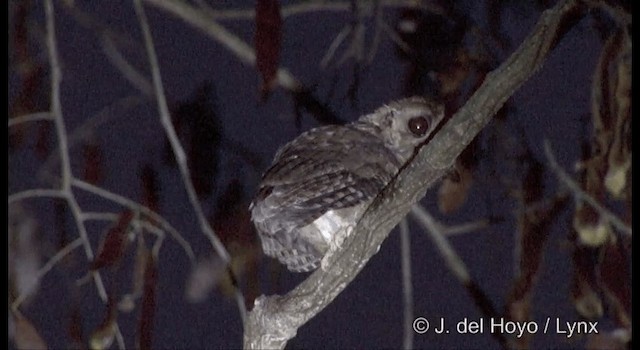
[250,97,445,272]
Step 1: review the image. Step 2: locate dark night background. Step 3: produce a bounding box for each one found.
[8,1,631,349]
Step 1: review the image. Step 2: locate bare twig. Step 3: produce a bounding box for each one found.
[43,2,124,347]
[399,218,413,350]
[410,206,470,283]
[198,0,441,21]
[543,140,631,236]
[101,35,154,96]
[72,179,196,262]
[143,0,300,92]
[8,112,54,127]
[133,0,246,324]
[10,237,84,311]
[442,218,491,236]
[9,189,65,204]
[37,95,145,184]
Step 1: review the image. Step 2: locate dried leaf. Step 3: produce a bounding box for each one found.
[585,328,631,350]
[54,199,69,254]
[573,203,611,247]
[9,1,48,150]
[505,195,566,349]
[292,89,343,126]
[67,307,84,348]
[128,237,151,305]
[89,298,118,350]
[140,164,159,213]
[436,49,472,96]
[83,141,103,185]
[571,245,603,320]
[185,256,226,303]
[598,239,631,328]
[90,211,134,270]
[171,84,221,197]
[119,240,149,313]
[604,29,631,199]
[437,164,472,214]
[35,122,52,160]
[9,205,41,306]
[255,0,282,97]
[11,314,48,350]
[137,254,157,350]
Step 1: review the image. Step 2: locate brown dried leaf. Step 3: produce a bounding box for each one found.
[505,196,566,349]
[137,254,157,350]
[437,164,472,214]
[436,48,472,96]
[67,307,84,348]
[585,328,631,350]
[83,142,104,185]
[172,84,221,197]
[573,203,611,247]
[292,89,343,126]
[11,314,48,350]
[573,282,604,320]
[598,239,631,328]
[605,30,631,199]
[185,256,226,303]
[571,245,603,320]
[89,298,118,350]
[90,211,134,270]
[132,237,151,301]
[9,205,41,306]
[255,0,282,97]
[140,164,159,213]
[35,122,52,160]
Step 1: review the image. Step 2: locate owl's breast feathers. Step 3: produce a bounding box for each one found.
[250,124,403,272]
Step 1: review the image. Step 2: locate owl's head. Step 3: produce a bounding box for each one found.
[360,96,445,163]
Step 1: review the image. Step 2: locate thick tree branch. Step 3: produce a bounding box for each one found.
[243,0,584,348]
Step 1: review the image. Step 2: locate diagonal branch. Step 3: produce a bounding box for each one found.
[243,0,584,348]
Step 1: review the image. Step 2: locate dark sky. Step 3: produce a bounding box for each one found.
[9,1,627,349]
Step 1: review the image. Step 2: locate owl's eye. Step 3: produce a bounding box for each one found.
[408,116,430,137]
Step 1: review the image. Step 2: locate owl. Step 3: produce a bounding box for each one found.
[250,97,445,272]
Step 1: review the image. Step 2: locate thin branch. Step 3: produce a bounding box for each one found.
[543,140,631,236]
[132,0,246,324]
[243,1,585,348]
[143,0,301,92]
[8,188,65,204]
[441,218,491,237]
[37,95,145,184]
[195,0,440,21]
[411,206,505,347]
[72,179,195,263]
[80,212,121,222]
[8,112,54,127]
[45,0,70,191]
[10,237,84,311]
[320,25,351,68]
[399,218,413,350]
[410,206,470,284]
[44,2,124,347]
[101,35,154,97]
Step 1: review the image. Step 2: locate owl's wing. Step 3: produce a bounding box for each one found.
[254,126,399,227]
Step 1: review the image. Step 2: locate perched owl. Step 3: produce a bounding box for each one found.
[250,97,445,272]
